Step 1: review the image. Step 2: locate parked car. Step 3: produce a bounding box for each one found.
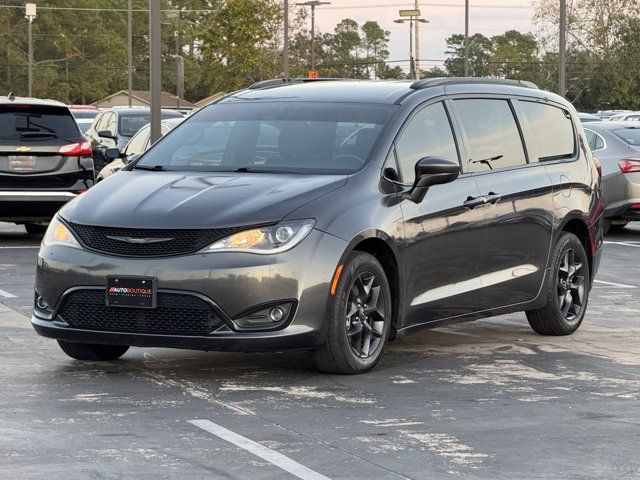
[97,117,184,181]
[577,112,601,123]
[608,111,640,122]
[69,106,99,134]
[32,77,603,374]
[595,110,632,121]
[583,121,640,232]
[0,94,94,234]
[85,107,183,173]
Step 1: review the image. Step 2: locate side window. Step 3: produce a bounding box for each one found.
[93,113,107,133]
[520,101,575,161]
[395,102,459,183]
[124,126,150,156]
[106,113,117,136]
[584,129,605,151]
[454,99,527,172]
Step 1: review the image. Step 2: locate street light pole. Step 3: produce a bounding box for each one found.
[464,0,469,76]
[128,0,133,107]
[283,0,289,77]
[297,1,330,73]
[149,0,162,143]
[395,12,428,80]
[559,0,567,96]
[25,3,37,97]
[414,0,420,75]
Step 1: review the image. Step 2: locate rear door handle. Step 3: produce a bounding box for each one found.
[463,196,487,209]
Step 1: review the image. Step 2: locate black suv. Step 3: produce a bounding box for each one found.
[0,94,94,233]
[32,78,604,373]
[86,107,183,172]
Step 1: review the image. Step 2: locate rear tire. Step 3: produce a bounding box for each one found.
[24,223,48,234]
[310,251,392,374]
[57,341,129,361]
[526,233,589,335]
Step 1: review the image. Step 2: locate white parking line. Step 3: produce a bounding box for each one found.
[188,419,330,480]
[604,241,640,248]
[593,279,636,289]
[0,288,17,298]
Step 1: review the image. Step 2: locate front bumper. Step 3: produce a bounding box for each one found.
[32,228,347,352]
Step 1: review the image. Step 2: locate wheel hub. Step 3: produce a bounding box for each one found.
[345,272,386,359]
[557,248,585,322]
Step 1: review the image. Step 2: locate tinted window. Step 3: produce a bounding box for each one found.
[584,129,605,151]
[106,113,117,136]
[118,112,182,137]
[612,128,640,146]
[0,105,81,142]
[137,102,394,175]
[395,102,458,183]
[454,99,527,172]
[71,110,98,119]
[125,125,150,155]
[520,101,575,161]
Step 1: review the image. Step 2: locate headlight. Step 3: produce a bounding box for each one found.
[202,219,315,254]
[41,216,82,249]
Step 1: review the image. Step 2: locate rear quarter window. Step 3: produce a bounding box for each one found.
[519,101,576,162]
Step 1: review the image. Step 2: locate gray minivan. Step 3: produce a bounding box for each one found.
[32,78,603,374]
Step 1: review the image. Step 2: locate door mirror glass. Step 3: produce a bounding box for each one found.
[105,147,121,162]
[408,156,460,203]
[98,130,115,140]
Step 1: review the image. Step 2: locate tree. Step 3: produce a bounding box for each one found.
[444,33,494,77]
[361,21,389,79]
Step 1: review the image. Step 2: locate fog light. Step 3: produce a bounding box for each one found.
[233,302,295,330]
[36,296,49,310]
[269,307,284,322]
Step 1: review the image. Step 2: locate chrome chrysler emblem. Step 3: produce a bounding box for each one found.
[106,235,174,244]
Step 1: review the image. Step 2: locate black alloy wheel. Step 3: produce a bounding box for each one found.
[557,248,586,322]
[345,272,386,359]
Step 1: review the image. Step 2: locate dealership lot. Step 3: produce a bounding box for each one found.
[1,221,639,479]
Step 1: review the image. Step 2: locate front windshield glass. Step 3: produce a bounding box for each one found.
[612,128,640,146]
[136,102,395,174]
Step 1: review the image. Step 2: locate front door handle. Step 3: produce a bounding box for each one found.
[484,192,502,205]
[464,196,487,209]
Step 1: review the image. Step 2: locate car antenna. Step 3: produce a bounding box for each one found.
[7,92,15,101]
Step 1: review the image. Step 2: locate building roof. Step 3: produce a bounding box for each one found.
[92,90,196,109]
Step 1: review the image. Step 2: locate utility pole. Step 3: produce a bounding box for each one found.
[464,0,469,76]
[284,0,289,77]
[128,0,133,107]
[149,0,162,143]
[297,1,330,74]
[414,0,420,75]
[25,3,37,97]
[559,0,567,96]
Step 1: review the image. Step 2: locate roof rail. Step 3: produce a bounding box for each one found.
[410,77,538,90]
[248,77,353,90]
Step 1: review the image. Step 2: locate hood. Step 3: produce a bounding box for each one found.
[61,170,347,229]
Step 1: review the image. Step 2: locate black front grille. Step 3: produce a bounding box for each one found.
[68,222,240,257]
[58,289,225,335]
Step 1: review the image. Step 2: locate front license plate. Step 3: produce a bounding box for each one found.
[106,276,157,308]
[8,155,37,171]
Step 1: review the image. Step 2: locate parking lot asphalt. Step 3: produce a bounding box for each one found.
[1,221,639,480]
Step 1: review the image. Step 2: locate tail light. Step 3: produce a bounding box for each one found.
[593,156,602,176]
[59,141,92,157]
[618,158,640,173]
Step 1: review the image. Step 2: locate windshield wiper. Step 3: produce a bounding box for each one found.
[19,132,57,138]
[134,164,169,171]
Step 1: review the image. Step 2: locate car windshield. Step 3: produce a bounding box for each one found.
[71,110,98,119]
[612,128,640,146]
[119,112,182,137]
[136,102,395,174]
[0,105,80,142]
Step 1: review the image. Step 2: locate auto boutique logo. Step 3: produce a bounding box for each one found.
[108,286,153,295]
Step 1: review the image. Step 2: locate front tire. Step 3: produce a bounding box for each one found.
[526,233,589,335]
[57,341,129,361]
[310,252,392,374]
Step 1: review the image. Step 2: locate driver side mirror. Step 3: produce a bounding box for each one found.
[407,156,460,203]
[98,130,116,140]
[105,147,122,163]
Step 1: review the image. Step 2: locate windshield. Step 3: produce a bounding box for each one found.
[136,102,394,174]
[71,110,98,119]
[0,105,81,142]
[612,128,640,146]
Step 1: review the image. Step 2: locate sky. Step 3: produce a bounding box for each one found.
[309,0,536,73]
